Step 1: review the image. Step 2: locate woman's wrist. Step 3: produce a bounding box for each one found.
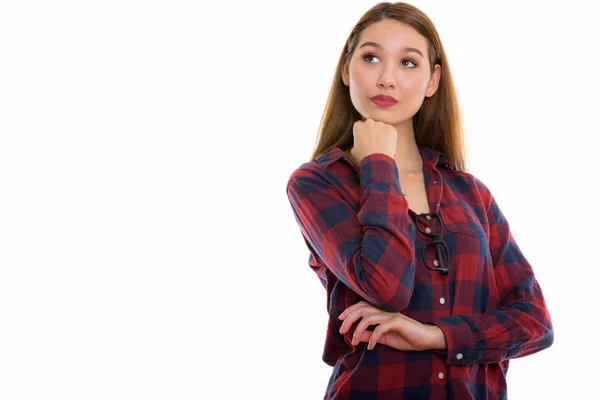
[426,324,447,350]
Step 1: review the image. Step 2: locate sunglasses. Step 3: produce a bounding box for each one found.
[414,212,451,276]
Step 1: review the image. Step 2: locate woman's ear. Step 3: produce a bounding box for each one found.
[342,61,349,86]
[425,64,441,97]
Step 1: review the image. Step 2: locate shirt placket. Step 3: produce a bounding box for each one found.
[424,162,451,391]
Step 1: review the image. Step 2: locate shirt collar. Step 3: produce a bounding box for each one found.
[315,146,455,170]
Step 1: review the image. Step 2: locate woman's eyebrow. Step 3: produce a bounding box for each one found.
[358,41,424,58]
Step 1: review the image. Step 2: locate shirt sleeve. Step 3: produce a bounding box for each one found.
[426,179,554,365]
[286,153,416,312]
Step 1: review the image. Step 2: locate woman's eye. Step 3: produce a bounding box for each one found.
[363,54,380,63]
[363,54,417,68]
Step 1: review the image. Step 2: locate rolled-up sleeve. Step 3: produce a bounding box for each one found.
[286,154,417,312]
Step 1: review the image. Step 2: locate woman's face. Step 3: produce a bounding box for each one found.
[342,19,440,128]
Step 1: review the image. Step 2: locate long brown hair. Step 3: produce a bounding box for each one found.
[311,2,467,171]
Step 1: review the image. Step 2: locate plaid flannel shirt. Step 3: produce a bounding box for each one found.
[286,146,553,400]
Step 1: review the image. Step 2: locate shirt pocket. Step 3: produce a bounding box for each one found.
[440,199,487,238]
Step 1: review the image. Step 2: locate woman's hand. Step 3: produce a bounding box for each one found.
[350,118,397,164]
[338,301,447,351]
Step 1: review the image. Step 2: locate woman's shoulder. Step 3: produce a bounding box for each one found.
[442,168,496,215]
[286,147,352,187]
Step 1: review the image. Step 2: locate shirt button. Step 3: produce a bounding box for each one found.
[438,372,444,379]
[456,353,463,360]
[425,227,432,234]
[439,297,446,305]
[433,259,439,266]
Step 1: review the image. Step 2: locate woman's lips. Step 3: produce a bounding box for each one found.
[371,98,397,107]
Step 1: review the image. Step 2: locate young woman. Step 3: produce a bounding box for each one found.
[285,2,553,399]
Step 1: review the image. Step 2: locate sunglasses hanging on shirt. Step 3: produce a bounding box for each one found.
[414,212,451,276]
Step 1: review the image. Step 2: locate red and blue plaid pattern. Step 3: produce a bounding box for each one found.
[286,146,553,400]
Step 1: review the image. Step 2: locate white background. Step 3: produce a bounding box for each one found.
[1,1,598,399]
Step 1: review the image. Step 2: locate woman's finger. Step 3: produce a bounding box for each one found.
[340,306,370,334]
[357,329,374,343]
[339,302,378,333]
[352,313,391,345]
[338,300,369,320]
[368,319,400,350]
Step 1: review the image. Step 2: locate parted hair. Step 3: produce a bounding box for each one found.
[311,2,467,171]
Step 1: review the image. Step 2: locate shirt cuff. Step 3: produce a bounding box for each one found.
[426,316,486,365]
[359,153,401,192]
